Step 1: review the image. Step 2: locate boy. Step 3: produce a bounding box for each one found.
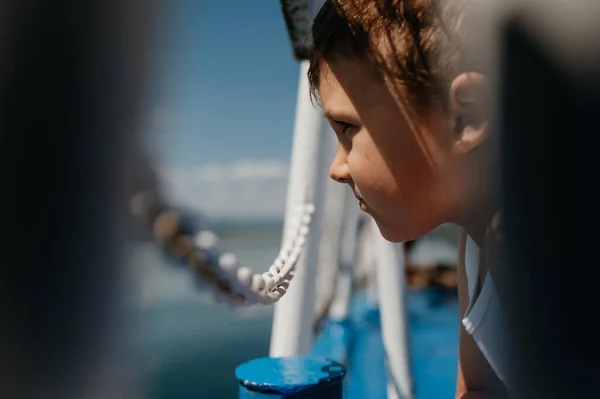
[308,1,510,398]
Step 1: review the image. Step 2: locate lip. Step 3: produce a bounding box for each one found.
[354,192,368,211]
[351,186,367,211]
[359,200,368,211]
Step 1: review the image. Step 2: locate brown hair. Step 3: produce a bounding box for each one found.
[308,0,469,110]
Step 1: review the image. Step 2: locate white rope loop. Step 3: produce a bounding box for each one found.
[130,190,314,306]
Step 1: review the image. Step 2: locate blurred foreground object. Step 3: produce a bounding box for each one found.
[0,1,162,398]
[471,0,600,397]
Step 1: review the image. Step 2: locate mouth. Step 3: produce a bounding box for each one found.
[353,191,368,211]
[358,200,368,211]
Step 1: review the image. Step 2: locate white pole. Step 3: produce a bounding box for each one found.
[269,61,328,357]
[328,190,360,320]
[313,132,347,321]
[372,222,414,399]
[355,216,379,308]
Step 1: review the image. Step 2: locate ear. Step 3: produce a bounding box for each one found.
[447,72,491,154]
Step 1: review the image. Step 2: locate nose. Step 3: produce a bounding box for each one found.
[329,144,351,184]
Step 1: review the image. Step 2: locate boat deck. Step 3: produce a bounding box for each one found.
[312,289,460,399]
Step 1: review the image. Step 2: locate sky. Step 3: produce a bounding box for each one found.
[143,1,303,220]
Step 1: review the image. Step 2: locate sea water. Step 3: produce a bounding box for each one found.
[125,222,282,399]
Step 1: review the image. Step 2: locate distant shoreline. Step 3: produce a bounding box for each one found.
[210,217,284,229]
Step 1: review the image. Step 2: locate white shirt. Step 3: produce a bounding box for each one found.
[462,236,511,392]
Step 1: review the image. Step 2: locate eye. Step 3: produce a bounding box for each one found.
[333,120,355,137]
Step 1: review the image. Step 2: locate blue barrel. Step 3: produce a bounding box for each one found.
[235,356,346,398]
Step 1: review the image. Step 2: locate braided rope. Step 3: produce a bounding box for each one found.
[130,190,314,306]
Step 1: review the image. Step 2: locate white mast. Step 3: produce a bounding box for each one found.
[269,61,329,356]
[313,132,348,322]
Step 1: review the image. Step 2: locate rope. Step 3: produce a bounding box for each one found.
[130,190,314,306]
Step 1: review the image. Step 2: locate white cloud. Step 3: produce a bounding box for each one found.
[196,159,289,182]
[158,159,290,219]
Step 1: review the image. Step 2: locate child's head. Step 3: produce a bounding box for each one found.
[309,0,496,242]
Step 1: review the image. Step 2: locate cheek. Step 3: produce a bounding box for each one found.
[372,107,440,172]
[346,141,398,201]
[379,133,439,199]
[346,134,442,218]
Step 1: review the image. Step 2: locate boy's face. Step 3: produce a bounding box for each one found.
[320,58,468,242]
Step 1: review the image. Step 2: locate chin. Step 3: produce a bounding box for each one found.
[374,220,428,244]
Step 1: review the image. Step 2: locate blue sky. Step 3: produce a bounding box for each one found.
[143,1,304,219]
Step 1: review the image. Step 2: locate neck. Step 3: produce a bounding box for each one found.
[460,191,498,249]
[454,173,499,249]
[463,214,494,250]
[454,151,500,248]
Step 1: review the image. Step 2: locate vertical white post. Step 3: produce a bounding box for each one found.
[372,222,414,399]
[355,216,379,308]
[269,61,328,357]
[328,190,360,320]
[314,132,347,320]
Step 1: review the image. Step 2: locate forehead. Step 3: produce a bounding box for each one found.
[319,58,385,105]
[319,58,392,116]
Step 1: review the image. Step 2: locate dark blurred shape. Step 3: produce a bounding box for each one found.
[279,0,324,60]
[0,1,163,398]
[498,5,600,398]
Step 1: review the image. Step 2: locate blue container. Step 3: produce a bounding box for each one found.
[235,356,346,398]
